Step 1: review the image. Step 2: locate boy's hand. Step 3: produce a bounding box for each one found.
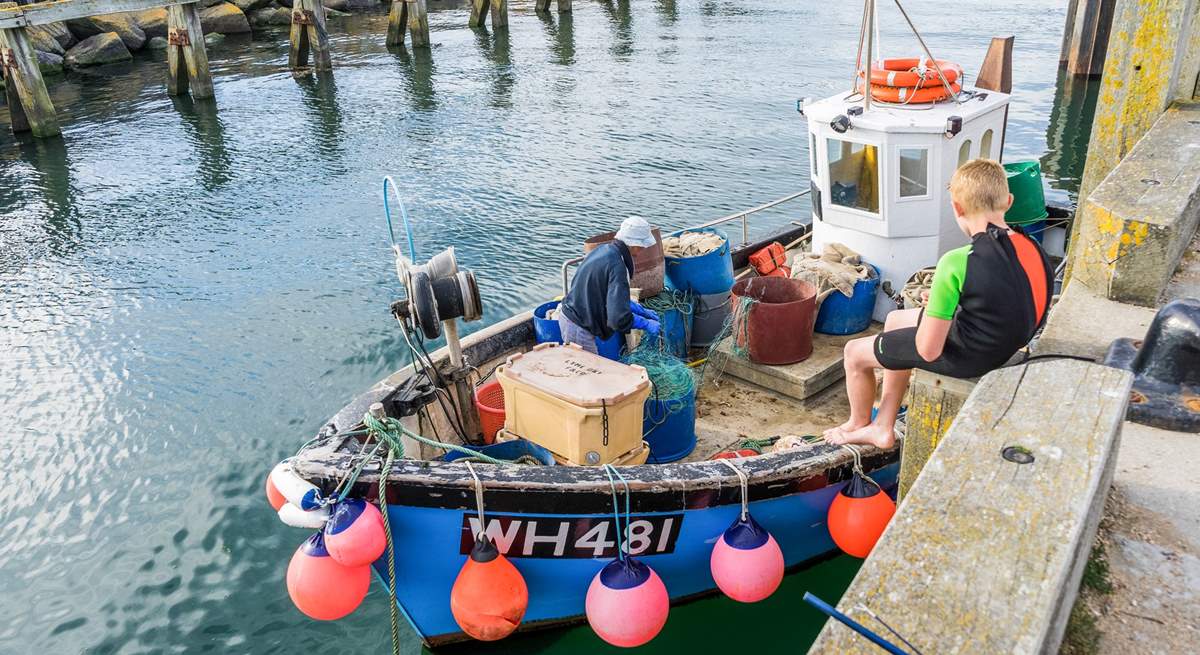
[920,289,930,304]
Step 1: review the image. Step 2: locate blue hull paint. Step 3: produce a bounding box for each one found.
[374,463,899,643]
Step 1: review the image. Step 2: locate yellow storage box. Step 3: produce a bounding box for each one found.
[496,343,651,465]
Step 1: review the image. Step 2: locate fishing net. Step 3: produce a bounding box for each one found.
[642,288,694,355]
[623,327,695,435]
[694,294,759,388]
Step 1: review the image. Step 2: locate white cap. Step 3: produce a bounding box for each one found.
[615,215,656,248]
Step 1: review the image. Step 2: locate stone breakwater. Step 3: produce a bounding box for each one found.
[4,0,374,79]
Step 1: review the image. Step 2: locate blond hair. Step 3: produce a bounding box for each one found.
[949,159,1010,215]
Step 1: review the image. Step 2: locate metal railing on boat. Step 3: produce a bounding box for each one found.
[560,189,811,295]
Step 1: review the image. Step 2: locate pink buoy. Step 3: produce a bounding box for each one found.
[585,557,669,648]
[323,498,386,567]
[709,514,784,603]
[286,532,370,621]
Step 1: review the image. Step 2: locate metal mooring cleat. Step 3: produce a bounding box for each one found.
[1104,298,1200,432]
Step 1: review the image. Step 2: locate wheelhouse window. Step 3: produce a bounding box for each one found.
[898,148,929,198]
[826,138,879,214]
[958,140,972,166]
[980,129,994,160]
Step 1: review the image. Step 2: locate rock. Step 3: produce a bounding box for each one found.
[248,6,292,27]
[65,32,133,67]
[344,0,375,9]
[35,50,64,76]
[204,32,225,46]
[232,0,275,12]
[147,36,169,49]
[325,7,350,17]
[200,3,252,34]
[37,22,77,51]
[66,14,146,51]
[322,0,348,10]
[28,26,65,56]
[276,0,294,8]
[202,0,226,6]
[131,8,169,40]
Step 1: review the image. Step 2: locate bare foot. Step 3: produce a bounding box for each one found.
[822,417,868,444]
[836,422,896,449]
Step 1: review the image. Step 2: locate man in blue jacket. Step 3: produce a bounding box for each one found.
[558,216,661,357]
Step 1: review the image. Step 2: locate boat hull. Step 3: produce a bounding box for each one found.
[373,462,899,646]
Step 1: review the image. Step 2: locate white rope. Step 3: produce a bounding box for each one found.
[718,458,750,521]
[841,444,865,476]
[465,461,486,538]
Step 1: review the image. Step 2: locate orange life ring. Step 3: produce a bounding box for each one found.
[856,80,961,104]
[862,58,962,88]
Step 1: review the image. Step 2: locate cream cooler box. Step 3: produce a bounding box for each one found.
[496,343,651,465]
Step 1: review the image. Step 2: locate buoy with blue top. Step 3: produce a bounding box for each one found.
[826,446,895,558]
[324,498,386,567]
[709,459,784,603]
[286,532,370,620]
[270,460,325,510]
[265,473,286,511]
[586,465,669,648]
[450,462,528,641]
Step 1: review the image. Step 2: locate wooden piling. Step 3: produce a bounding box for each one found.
[165,2,214,100]
[535,0,550,13]
[557,0,571,12]
[469,0,505,28]
[407,0,429,48]
[386,0,407,46]
[289,0,332,71]
[1060,0,1116,77]
[0,13,60,137]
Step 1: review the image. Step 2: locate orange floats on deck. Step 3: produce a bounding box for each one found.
[450,535,529,641]
[856,57,963,104]
[826,471,896,558]
[863,58,962,88]
[286,532,371,620]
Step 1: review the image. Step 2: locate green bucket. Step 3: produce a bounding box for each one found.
[1003,161,1049,225]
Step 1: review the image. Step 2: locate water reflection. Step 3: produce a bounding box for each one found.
[1040,70,1102,203]
[539,10,575,66]
[598,0,633,61]
[15,137,80,256]
[394,44,439,112]
[475,27,514,109]
[293,72,346,166]
[656,0,677,24]
[171,95,233,192]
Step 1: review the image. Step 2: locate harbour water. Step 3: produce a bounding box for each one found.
[1,0,1094,652]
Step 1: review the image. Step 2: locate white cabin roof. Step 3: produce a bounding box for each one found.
[804,88,1011,134]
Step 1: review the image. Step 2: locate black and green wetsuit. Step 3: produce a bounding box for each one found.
[874,224,1052,378]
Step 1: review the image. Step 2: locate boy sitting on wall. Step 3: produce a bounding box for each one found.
[824,159,1053,448]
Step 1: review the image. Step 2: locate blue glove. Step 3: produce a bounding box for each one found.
[629,300,657,321]
[632,314,661,339]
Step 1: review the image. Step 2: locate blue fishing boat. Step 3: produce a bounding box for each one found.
[267,187,902,647]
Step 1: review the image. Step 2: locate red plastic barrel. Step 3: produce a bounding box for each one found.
[474,381,506,444]
[731,277,818,365]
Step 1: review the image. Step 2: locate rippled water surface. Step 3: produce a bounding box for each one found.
[2,0,1093,652]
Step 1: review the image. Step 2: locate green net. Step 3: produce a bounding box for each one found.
[693,294,759,388]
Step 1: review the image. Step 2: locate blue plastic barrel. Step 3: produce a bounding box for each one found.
[534,299,623,359]
[657,306,692,359]
[533,300,562,344]
[642,387,696,463]
[664,228,735,295]
[814,265,880,335]
[440,439,558,466]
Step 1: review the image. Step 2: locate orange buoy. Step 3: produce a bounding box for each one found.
[710,449,760,460]
[826,472,895,558]
[286,532,371,620]
[862,58,962,88]
[266,473,286,511]
[857,80,961,104]
[450,535,528,641]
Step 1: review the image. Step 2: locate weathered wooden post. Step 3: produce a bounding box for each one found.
[407,0,429,48]
[536,0,569,13]
[469,0,506,29]
[289,0,332,71]
[385,0,407,46]
[1059,0,1116,77]
[165,2,214,100]
[0,3,60,138]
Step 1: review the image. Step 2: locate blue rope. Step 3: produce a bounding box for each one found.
[603,464,631,560]
[382,176,417,260]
